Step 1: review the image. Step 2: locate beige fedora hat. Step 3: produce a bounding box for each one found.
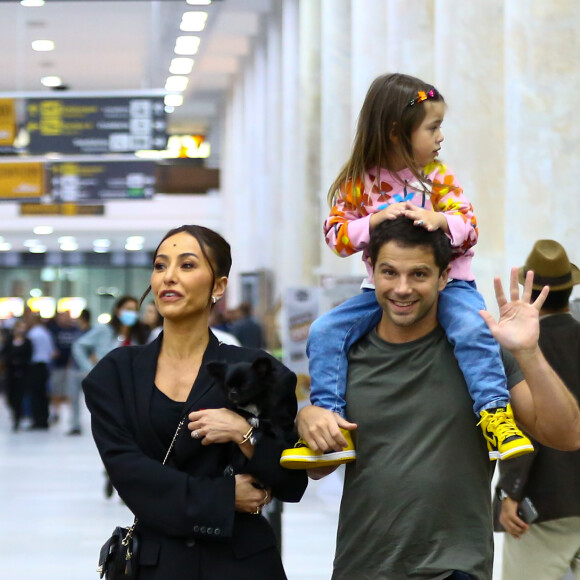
[518,240,580,291]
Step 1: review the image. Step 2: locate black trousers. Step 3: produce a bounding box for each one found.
[28,362,49,428]
[6,376,26,426]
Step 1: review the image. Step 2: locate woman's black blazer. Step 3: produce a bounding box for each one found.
[83,331,307,580]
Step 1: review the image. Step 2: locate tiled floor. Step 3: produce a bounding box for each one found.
[0,398,573,580]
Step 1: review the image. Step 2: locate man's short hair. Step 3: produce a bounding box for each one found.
[531,287,572,311]
[368,216,452,274]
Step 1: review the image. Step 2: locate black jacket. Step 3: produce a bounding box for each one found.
[494,313,580,528]
[83,331,307,579]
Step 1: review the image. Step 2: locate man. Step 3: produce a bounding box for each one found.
[297,218,580,580]
[230,302,264,348]
[494,239,580,580]
[26,312,57,430]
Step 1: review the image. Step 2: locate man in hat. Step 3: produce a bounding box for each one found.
[495,239,580,580]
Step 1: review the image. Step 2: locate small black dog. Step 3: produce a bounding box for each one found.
[206,356,278,475]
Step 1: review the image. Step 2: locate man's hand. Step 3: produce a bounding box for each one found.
[296,405,357,453]
[479,267,549,355]
[499,496,529,539]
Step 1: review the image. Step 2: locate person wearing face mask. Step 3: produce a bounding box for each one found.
[71,296,149,497]
[72,295,149,376]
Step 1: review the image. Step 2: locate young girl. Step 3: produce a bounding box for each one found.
[281,73,532,468]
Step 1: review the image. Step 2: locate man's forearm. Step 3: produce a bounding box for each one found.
[515,346,580,450]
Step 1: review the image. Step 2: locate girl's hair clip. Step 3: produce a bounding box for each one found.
[407,88,439,107]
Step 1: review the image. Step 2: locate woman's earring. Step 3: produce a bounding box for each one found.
[212,296,217,304]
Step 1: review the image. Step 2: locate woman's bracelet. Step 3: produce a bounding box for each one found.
[239,425,254,445]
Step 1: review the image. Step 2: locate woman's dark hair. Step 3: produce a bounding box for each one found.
[140,225,232,307]
[368,216,452,275]
[531,287,572,312]
[328,73,446,208]
[110,295,149,345]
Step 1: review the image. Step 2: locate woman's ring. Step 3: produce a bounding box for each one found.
[192,430,199,439]
[417,220,424,226]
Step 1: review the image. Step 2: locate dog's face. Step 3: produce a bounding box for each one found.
[206,356,273,408]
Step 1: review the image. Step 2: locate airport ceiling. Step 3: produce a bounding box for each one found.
[0,0,271,133]
[0,0,272,255]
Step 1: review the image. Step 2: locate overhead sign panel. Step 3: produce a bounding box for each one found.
[25,97,167,154]
[0,162,44,201]
[48,161,156,202]
[0,99,16,150]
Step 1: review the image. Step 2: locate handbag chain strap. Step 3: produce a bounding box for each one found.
[122,417,186,546]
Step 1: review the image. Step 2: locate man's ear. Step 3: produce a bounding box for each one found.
[438,265,451,292]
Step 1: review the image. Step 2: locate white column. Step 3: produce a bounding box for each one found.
[298,0,322,285]
[505,0,580,281]
[350,0,388,133]
[435,0,506,307]
[319,0,358,278]
[387,0,434,78]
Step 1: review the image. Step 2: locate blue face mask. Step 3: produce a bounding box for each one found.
[119,310,139,327]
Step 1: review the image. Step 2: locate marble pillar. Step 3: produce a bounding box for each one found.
[350,0,388,133]
[505,0,580,294]
[298,0,322,286]
[386,0,434,78]
[435,0,506,307]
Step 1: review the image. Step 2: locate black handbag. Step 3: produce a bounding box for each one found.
[96,418,185,579]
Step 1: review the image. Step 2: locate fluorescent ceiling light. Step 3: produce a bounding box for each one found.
[169,57,194,75]
[93,247,109,254]
[33,225,54,235]
[126,236,145,245]
[30,245,47,254]
[125,244,143,252]
[180,11,208,32]
[165,76,189,92]
[97,313,112,325]
[164,94,184,107]
[0,242,12,251]
[21,0,45,6]
[24,239,40,247]
[60,242,79,252]
[175,36,201,55]
[93,238,111,248]
[186,0,211,5]
[57,236,75,244]
[31,39,54,52]
[41,76,62,88]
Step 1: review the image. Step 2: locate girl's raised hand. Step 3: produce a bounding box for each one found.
[403,202,447,232]
[369,201,407,230]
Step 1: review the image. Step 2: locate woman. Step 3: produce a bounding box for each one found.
[72,295,149,375]
[82,225,307,579]
[2,319,32,431]
[142,301,163,342]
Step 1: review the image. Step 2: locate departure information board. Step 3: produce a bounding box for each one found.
[48,160,156,202]
[25,97,167,154]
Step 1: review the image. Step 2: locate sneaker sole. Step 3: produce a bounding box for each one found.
[488,444,534,461]
[280,450,357,470]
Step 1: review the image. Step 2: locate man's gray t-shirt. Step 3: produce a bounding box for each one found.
[333,326,524,580]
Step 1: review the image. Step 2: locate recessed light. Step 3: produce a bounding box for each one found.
[169,57,194,75]
[97,313,112,325]
[180,11,208,32]
[165,76,189,92]
[164,94,184,107]
[186,0,211,5]
[33,225,53,235]
[57,236,75,244]
[93,238,111,247]
[41,76,62,88]
[24,239,40,247]
[125,244,143,252]
[21,0,45,6]
[0,242,12,251]
[175,36,201,56]
[31,39,54,52]
[93,247,109,254]
[126,236,145,245]
[29,245,47,254]
[60,242,79,252]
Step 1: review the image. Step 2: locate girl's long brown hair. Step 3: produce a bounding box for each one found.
[327,73,445,208]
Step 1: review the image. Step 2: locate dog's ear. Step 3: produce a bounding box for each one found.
[206,361,227,382]
[252,356,273,379]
